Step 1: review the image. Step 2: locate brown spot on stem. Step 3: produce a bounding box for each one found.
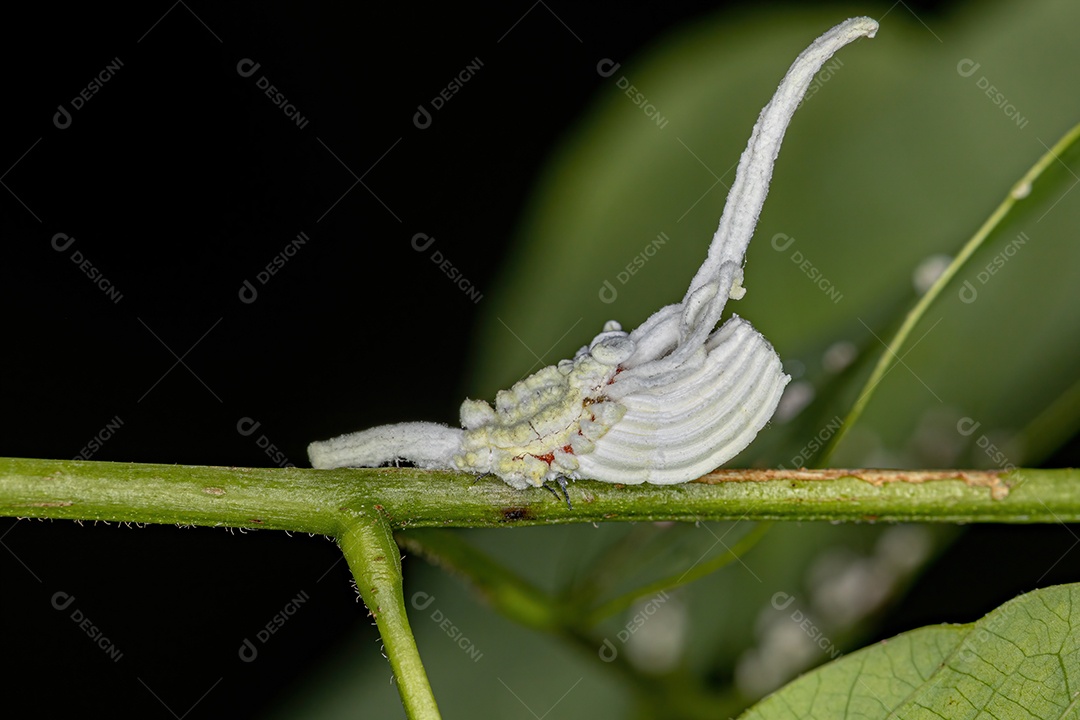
[696,468,1011,499]
[501,507,531,522]
[203,487,226,496]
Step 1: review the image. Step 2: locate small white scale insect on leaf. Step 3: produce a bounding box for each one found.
[309,17,879,499]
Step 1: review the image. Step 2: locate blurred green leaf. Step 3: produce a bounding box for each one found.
[820,119,1080,466]
[468,2,1080,471]
[282,2,1080,717]
[456,0,1080,709]
[740,582,1080,719]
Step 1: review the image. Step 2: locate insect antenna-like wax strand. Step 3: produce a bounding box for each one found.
[308,16,878,490]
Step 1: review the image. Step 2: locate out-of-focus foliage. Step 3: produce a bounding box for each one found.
[277,2,1080,717]
[742,583,1080,719]
[470,2,1080,475]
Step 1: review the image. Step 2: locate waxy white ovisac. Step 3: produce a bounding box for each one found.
[309,17,879,495]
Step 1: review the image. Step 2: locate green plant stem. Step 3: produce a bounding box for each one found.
[818,119,1080,465]
[337,513,440,719]
[2,457,1071,720]
[1016,374,1080,465]
[0,458,1070,527]
[398,528,733,718]
[582,521,773,626]
[397,528,559,631]
[562,522,663,606]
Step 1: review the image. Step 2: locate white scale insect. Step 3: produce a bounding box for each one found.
[309,17,878,500]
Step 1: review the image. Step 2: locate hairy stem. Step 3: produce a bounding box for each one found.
[338,513,440,719]
[0,457,1072,527]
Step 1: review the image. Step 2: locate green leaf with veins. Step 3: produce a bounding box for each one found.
[740,582,1080,719]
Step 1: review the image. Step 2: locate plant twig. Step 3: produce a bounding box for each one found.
[582,521,773,626]
[818,119,1080,465]
[2,456,1075,720]
[0,457,1072,527]
[338,512,440,719]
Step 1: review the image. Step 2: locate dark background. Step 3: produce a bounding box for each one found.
[5,1,1076,717]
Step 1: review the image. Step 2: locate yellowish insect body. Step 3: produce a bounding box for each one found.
[308,17,879,491]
